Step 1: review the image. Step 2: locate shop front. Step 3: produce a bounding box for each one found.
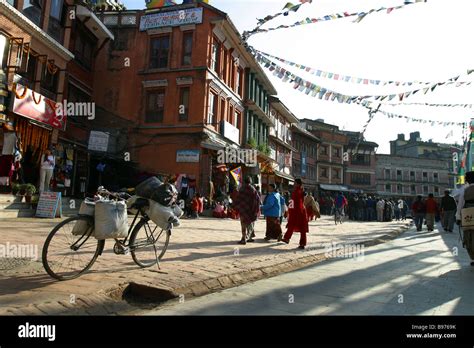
[0,83,66,194]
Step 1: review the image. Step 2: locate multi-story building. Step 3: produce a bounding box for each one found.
[93,0,277,197]
[390,132,462,188]
[343,131,378,193]
[259,95,298,192]
[0,0,73,193]
[376,154,451,198]
[299,118,349,193]
[291,124,320,194]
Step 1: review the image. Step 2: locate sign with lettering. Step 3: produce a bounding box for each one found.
[88,131,109,152]
[36,192,62,218]
[176,149,200,163]
[139,8,203,31]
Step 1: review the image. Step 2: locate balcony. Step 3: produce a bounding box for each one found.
[246,100,274,127]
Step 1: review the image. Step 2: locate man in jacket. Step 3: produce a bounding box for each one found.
[456,171,474,266]
[425,193,439,231]
[441,190,457,233]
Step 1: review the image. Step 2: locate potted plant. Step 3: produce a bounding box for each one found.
[11,183,22,203]
[24,184,36,203]
[31,194,40,208]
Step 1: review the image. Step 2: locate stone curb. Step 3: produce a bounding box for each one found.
[0,221,412,315]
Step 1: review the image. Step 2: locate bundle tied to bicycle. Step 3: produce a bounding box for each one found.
[72,177,183,240]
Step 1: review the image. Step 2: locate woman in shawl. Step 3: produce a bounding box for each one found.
[281,179,309,249]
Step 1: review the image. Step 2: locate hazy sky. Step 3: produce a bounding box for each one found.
[121,0,474,153]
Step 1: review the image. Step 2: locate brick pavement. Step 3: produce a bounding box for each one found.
[0,216,411,315]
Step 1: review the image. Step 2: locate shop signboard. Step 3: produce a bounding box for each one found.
[88,131,109,152]
[139,7,203,31]
[220,120,240,145]
[36,192,62,218]
[176,149,200,163]
[11,84,66,130]
[301,152,307,176]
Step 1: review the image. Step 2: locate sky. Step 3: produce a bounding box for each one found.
[121,0,474,153]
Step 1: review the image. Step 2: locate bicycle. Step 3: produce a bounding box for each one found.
[42,187,173,281]
[334,206,344,225]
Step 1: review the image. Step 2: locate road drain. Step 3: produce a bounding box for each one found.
[121,283,177,307]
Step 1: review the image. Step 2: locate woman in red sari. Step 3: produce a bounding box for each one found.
[281,178,309,249]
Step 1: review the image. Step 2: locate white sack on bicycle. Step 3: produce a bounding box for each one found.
[72,200,95,236]
[94,200,128,240]
[147,201,181,229]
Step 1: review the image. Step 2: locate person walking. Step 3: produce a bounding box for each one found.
[234,176,261,245]
[394,200,401,221]
[412,195,426,231]
[262,184,283,241]
[281,179,309,249]
[425,193,439,232]
[278,189,287,225]
[440,190,457,233]
[376,198,385,222]
[455,171,474,266]
[304,192,318,221]
[39,148,55,194]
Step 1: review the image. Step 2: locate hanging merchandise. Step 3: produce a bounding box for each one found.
[254,51,473,106]
[243,0,428,40]
[256,50,473,88]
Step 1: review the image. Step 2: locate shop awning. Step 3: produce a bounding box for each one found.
[275,170,294,182]
[76,5,114,41]
[320,184,350,192]
[201,129,240,151]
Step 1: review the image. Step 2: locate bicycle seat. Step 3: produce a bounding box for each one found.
[132,198,150,209]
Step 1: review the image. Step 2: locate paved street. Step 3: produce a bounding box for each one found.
[142,222,474,315]
[0,216,409,315]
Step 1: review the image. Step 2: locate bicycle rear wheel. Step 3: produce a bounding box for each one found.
[42,216,104,281]
[130,219,170,268]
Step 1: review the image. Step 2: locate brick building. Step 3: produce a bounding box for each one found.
[291,124,320,194]
[375,154,451,198]
[93,1,278,198]
[299,118,349,193]
[390,132,462,188]
[343,131,378,193]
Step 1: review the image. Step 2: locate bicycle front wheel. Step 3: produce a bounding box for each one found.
[42,216,104,281]
[130,219,170,268]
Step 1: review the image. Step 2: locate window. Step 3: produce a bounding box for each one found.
[397,184,402,193]
[208,92,217,125]
[422,172,428,181]
[74,26,96,69]
[411,185,416,194]
[18,53,37,88]
[320,167,328,178]
[385,184,391,192]
[332,147,341,158]
[110,29,129,51]
[178,87,190,121]
[41,64,59,98]
[397,170,402,180]
[385,169,391,179]
[22,0,43,27]
[433,172,439,183]
[0,34,8,69]
[181,32,193,66]
[234,111,241,130]
[332,168,341,180]
[220,99,226,123]
[320,145,328,156]
[222,48,228,81]
[351,173,371,185]
[47,0,65,43]
[434,186,439,195]
[145,90,165,123]
[410,171,415,180]
[149,36,170,69]
[211,38,220,72]
[423,186,429,194]
[237,68,243,96]
[351,154,370,166]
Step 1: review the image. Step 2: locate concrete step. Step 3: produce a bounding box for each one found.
[0,209,35,218]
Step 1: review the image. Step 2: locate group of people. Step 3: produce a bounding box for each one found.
[233,177,310,249]
[412,191,457,233]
